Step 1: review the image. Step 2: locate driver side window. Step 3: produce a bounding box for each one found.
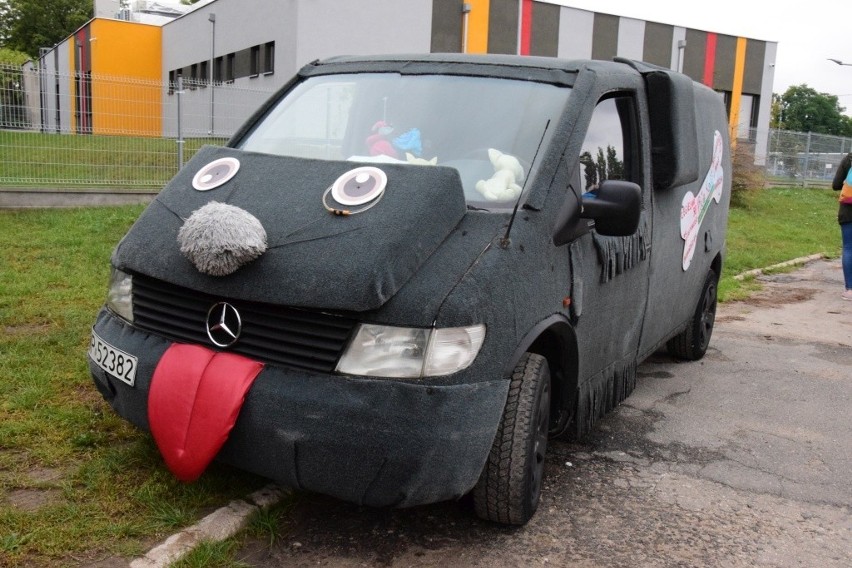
[579,95,638,191]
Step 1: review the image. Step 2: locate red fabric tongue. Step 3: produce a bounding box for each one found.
[148,344,264,481]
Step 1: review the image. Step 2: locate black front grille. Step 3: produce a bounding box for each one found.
[132,275,357,373]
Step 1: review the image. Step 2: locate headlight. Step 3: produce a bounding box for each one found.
[336,323,485,378]
[107,268,133,322]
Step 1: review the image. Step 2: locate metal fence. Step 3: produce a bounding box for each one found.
[0,64,276,188]
[749,127,852,187]
[1,63,851,189]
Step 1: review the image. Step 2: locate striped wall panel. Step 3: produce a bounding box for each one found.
[429,0,771,135]
[488,0,518,54]
[643,22,674,69]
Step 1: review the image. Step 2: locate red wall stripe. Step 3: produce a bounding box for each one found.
[520,0,533,55]
[703,32,717,87]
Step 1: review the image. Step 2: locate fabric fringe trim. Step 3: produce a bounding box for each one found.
[591,219,649,283]
[574,358,637,438]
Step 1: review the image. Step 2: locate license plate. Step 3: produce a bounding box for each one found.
[89,330,138,387]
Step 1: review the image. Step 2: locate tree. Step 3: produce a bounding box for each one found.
[770,93,784,129]
[0,1,10,45]
[580,145,624,189]
[0,0,91,59]
[605,144,623,180]
[775,84,852,137]
[0,46,29,127]
[0,45,27,65]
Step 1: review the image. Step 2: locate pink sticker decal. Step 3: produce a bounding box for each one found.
[680,130,724,271]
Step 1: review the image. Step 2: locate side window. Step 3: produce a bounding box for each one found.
[579,95,638,191]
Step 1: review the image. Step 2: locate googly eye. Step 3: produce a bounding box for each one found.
[330,167,387,206]
[192,157,241,191]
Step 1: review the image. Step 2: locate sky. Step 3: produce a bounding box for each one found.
[561,0,852,114]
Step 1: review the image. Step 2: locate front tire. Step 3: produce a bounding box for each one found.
[473,352,550,525]
[667,268,718,360]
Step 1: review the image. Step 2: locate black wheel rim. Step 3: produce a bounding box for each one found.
[698,280,717,350]
[530,379,550,507]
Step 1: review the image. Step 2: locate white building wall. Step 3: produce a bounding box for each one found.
[94,0,120,19]
[616,17,645,62]
[162,0,297,137]
[754,41,778,165]
[161,0,432,138]
[556,7,593,60]
[294,0,432,66]
[34,42,69,133]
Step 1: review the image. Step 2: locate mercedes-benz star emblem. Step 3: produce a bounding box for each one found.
[206,302,242,348]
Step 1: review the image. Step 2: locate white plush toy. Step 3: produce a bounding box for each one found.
[406,152,438,166]
[475,148,525,201]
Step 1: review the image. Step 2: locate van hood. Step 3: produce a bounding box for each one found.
[113,146,468,312]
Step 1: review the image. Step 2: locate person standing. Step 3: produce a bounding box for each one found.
[832,151,852,300]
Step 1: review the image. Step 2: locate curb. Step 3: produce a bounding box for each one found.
[0,189,157,209]
[732,253,827,281]
[129,484,287,568]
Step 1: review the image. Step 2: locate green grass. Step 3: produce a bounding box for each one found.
[719,186,841,300]
[167,500,296,568]
[0,207,269,568]
[170,539,251,568]
[0,131,226,188]
[0,186,841,566]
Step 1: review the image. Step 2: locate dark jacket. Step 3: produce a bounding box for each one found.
[831,152,852,225]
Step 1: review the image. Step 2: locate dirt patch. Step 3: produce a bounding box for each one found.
[7,488,61,512]
[74,554,134,567]
[734,286,816,308]
[3,322,52,335]
[26,467,63,483]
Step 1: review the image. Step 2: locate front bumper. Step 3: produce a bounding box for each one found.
[89,308,509,508]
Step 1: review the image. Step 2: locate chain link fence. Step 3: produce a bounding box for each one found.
[1,63,851,190]
[747,127,852,188]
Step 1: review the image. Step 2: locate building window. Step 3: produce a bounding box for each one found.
[250,45,260,77]
[214,56,224,83]
[190,63,198,89]
[226,53,235,83]
[200,60,209,87]
[263,42,274,74]
[168,70,176,95]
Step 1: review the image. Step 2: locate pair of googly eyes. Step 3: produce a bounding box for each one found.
[192,158,387,208]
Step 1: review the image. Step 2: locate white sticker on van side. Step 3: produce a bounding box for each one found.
[680,130,724,271]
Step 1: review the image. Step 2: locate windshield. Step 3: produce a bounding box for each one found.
[236,73,570,208]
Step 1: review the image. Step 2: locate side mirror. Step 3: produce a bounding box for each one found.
[579,179,641,236]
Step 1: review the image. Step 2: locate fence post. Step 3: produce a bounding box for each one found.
[176,76,184,169]
[802,131,811,188]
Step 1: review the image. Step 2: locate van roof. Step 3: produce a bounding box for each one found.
[300,53,602,87]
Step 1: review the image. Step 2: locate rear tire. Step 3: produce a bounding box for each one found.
[667,268,718,360]
[473,352,550,525]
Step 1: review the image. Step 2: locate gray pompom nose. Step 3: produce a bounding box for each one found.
[178,201,268,276]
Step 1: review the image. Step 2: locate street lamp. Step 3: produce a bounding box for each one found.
[828,58,852,66]
[39,47,49,133]
[209,13,216,136]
